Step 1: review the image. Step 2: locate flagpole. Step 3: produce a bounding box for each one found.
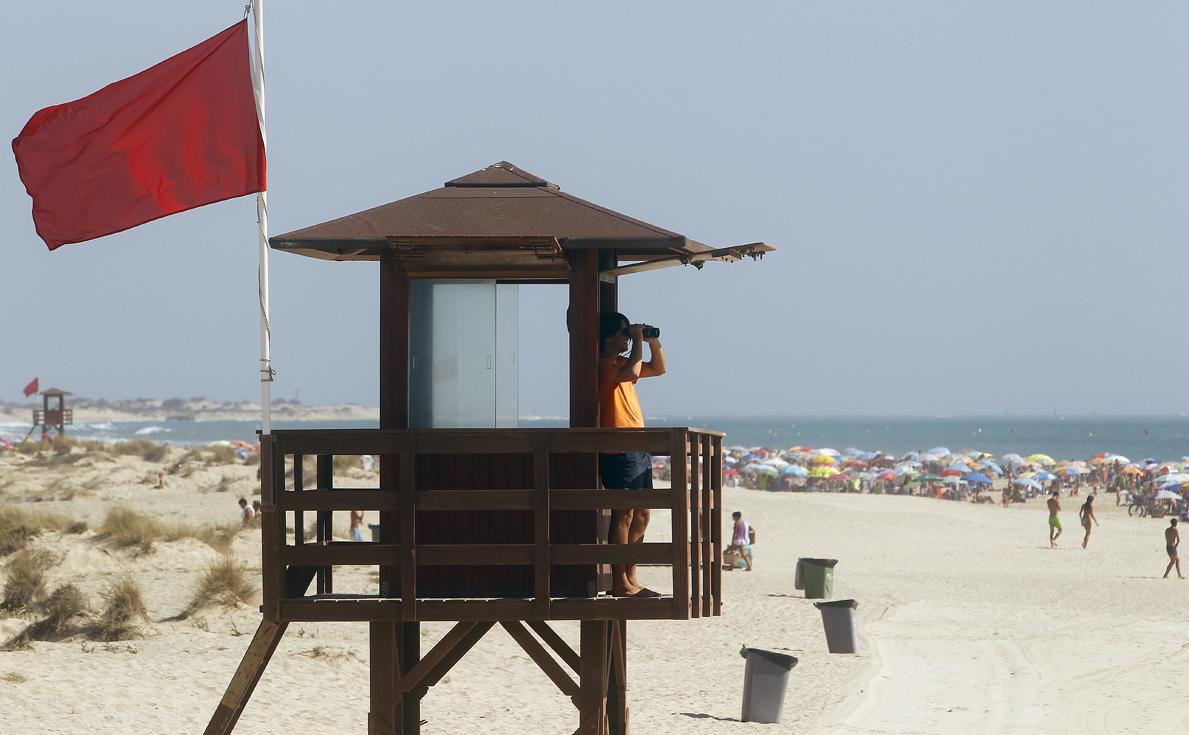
[250,0,272,435]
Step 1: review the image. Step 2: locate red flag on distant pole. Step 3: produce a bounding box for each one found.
[11,20,265,251]
[22,378,39,398]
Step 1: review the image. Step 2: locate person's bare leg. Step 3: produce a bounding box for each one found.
[1050,525,1056,548]
[610,509,639,596]
[1082,528,1090,549]
[625,508,658,596]
[1178,558,1184,579]
[743,549,753,571]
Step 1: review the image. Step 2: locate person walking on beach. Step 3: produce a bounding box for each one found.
[1163,519,1183,579]
[598,312,665,598]
[728,511,753,571]
[1079,495,1098,549]
[1047,491,1062,547]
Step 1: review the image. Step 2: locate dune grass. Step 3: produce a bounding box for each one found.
[184,555,255,616]
[92,575,148,642]
[0,507,86,558]
[97,506,239,555]
[1,548,55,612]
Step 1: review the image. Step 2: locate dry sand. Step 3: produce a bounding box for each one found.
[1,449,1186,733]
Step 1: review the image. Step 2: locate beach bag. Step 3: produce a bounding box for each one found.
[748,526,757,545]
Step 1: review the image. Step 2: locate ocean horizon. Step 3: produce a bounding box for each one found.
[6,414,1189,462]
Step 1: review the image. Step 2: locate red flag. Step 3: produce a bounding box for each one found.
[12,20,265,251]
[23,378,39,398]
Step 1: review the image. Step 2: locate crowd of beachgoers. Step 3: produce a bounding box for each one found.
[654,445,1188,514]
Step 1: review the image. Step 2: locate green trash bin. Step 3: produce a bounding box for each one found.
[801,558,837,599]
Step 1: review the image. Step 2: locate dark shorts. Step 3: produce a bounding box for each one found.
[599,452,654,490]
[1168,544,1178,559]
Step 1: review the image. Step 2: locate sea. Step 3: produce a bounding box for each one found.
[6,415,1189,462]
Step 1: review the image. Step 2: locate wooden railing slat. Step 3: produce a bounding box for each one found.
[532,434,551,619]
[701,434,712,618]
[399,435,417,621]
[689,435,702,619]
[670,429,690,620]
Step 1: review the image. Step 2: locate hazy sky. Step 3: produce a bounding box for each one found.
[4,2,1189,417]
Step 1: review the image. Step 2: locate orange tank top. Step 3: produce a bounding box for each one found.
[597,357,644,429]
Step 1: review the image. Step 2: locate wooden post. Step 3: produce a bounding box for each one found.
[374,255,410,734]
[711,435,723,617]
[606,620,628,735]
[577,620,609,735]
[533,433,551,619]
[688,434,701,619]
[317,453,333,594]
[203,620,288,735]
[399,621,421,733]
[670,430,689,620]
[701,434,712,618]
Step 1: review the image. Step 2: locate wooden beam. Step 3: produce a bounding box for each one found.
[279,596,678,622]
[551,543,673,566]
[576,621,609,734]
[689,435,701,619]
[501,621,579,698]
[399,434,417,621]
[670,430,690,620]
[533,433,551,619]
[260,437,283,622]
[701,434,713,618]
[203,620,288,735]
[568,250,600,428]
[369,622,398,735]
[278,489,392,512]
[711,435,723,617]
[548,430,671,454]
[413,622,495,696]
[417,544,534,566]
[416,490,533,512]
[527,621,580,673]
[399,621,421,733]
[600,241,775,278]
[550,489,671,510]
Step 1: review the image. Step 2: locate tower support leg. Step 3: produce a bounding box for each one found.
[576,620,610,735]
[370,621,422,735]
[203,620,288,735]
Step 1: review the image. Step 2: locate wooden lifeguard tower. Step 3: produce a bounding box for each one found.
[203,162,772,735]
[32,387,73,443]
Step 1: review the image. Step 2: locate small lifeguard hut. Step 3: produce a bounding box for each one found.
[204,162,772,735]
[32,387,73,443]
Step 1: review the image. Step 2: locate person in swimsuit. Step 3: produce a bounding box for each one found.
[1163,518,1183,579]
[1047,491,1062,548]
[1078,495,1098,549]
[349,510,366,542]
[728,511,753,571]
[597,312,666,597]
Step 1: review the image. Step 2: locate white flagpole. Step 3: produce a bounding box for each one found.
[250,0,272,435]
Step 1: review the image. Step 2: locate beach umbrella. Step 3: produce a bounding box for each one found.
[927,446,951,457]
[1035,471,1057,481]
[811,454,838,465]
[1156,489,1182,501]
[743,463,779,477]
[1025,454,1056,466]
[761,457,789,468]
[1012,478,1043,490]
[781,465,808,477]
[1120,465,1143,476]
[941,476,966,485]
[809,466,840,478]
[1157,474,1189,487]
[1000,453,1026,468]
[1062,467,1081,476]
[946,463,973,473]
[963,473,992,485]
[979,460,1004,475]
[877,470,896,480]
[940,468,964,477]
[1104,454,1130,464]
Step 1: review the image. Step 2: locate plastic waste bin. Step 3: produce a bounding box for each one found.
[368,523,381,542]
[740,646,798,723]
[814,599,859,653]
[794,557,805,589]
[800,558,837,599]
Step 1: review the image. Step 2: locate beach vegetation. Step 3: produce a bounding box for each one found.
[97,506,240,555]
[108,438,169,462]
[0,507,85,556]
[91,575,148,641]
[34,583,89,639]
[1,672,26,683]
[184,555,255,616]
[1,548,55,612]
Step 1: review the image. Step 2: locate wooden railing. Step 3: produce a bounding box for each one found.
[259,427,722,623]
[32,409,72,426]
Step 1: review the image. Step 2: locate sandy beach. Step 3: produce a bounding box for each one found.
[1,447,1186,734]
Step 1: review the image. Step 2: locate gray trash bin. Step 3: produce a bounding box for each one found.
[814,599,859,653]
[740,646,798,723]
[794,557,805,589]
[368,523,381,542]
